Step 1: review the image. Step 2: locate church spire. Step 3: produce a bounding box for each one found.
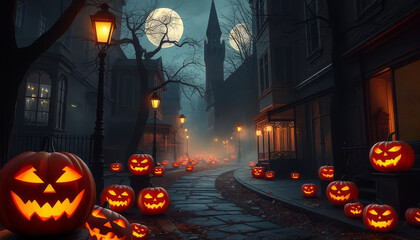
[206,0,222,41]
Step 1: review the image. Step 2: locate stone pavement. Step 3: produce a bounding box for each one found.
[168,167,312,240]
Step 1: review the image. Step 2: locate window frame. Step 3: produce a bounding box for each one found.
[24,71,51,127]
[304,0,322,58]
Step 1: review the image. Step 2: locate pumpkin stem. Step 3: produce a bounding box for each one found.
[102,201,111,209]
[387,132,396,141]
[42,135,56,152]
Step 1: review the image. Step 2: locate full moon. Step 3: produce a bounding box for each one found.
[229,23,251,52]
[145,8,184,48]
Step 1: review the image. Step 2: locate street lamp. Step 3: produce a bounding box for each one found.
[236,123,242,162]
[186,135,190,157]
[265,125,272,169]
[179,114,186,124]
[256,129,262,164]
[90,3,116,202]
[150,92,160,165]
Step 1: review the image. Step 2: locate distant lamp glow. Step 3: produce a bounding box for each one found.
[265,125,272,132]
[186,135,189,139]
[214,138,218,142]
[237,124,242,133]
[150,92,160,109]
[185,128,188,132]
[256,130,262,136]
[179,114,185,124]
[90,4,116,45]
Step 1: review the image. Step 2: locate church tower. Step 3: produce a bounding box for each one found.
[204,0,225,133]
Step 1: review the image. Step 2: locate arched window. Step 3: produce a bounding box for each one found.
[24,71,51,126]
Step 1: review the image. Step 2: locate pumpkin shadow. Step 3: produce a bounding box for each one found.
[0,229,89,240]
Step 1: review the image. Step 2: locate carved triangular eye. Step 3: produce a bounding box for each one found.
[374,148,383,154]
[341,186,350,191]
[113,219,126,228]
[388,146,401,152]
[144,194,153,199]
[92,209,106,219]
[121,192,129,196]
[141,159,148,163]
[383,210,391,216]
[131,159,138,163]
[15,167,44,183]
[108,190,117,196]
[56,166,82,183]
[331,185,337,190]
[157,193,164,198]
[369,209,378,215]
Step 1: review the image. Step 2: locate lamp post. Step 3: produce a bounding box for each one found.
[186,135,189,157]
[179,114,185,125]
[90,3,116,202]
[150,92,160,165]
[256,129,262,163]
[265,125,272,169]
[236,124,242,162]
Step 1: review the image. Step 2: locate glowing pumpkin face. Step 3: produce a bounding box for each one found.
[85,206,132,240]
[100,185,135,212]
[131,223,150,240]
[326,181,358,205]
[369,139,414,172]
[192,160,198,166]
[363,204,398,232]
[153,166,165,177]
[0,151,96,235]
[344,202,364,218]
[252,167,265,178]
[290,172,300,180]
[224,158,229,162]
[161,160,169,166]
[318,166,334,181]
[137,187,170,215]
[128,154,154,176]
[186,165,194,172]
[405,208,420,226]
[249,161,256,168]
[265,171,275,180]
[302,183,318,197]
[111,163,123,172]
[172,161,180,168]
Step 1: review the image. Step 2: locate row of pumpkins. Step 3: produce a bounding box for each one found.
[249,135,418,232]
[0,151,173,239]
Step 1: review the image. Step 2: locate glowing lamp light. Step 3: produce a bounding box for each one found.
[90,4,116,45]
[256,130,262,136]
[179,114,185,124]
[150,92,160,109]
[214,138,218,142]
[237,124,242,132]
[185,128,188,132]
[186,135,189,139]
[265,125,272,132]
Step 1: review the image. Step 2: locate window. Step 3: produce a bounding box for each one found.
[24,71,51,126]
[55,75,66,129]
[259,52,270,94]
[304,0,321,55]
[39,14,47,36]
[256,0,267,32]
[16,0,25,29]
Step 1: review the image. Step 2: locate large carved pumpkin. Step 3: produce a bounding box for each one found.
[344,202,364,218]
[252,167,265,178]
[131,223,150,240]
[0,151,96,235]
[111,163,123,172]
[363,204,398,232]
[137,187,170,215]
[85,205,132,240]
[128,154,154,176]
[302,183,318,197]
[318,165,334,181]
[326,181,358,205]
[369,133,414,172]
[405,208,420,226]
[100,184,135,212]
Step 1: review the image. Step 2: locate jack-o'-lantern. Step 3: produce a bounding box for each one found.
[186,165,194,172]
[265,171,275,180]
[249,161,256,168]
[172,161,180,168]
[0,151,96,235]
[290,172,300,180]
[405,208,420,226]
[344,202,364,218]
[131,223,150,240]
[369,132,414,172]
[128,154,154,176]
[137,187,170,215]
[326,181,358,205]
[318,165,334,181]
[161,160,169,166]
[111,163,123,172]
[302,183,318,197]
[210,161,216,165]
[181,161,188,166]
[192,160,198,166]
[224,158,229,162]
[100,185,135,212]
[363,204,398,232]
[85,205,132,240]
[153,166,165,177]
[252,167,265,178]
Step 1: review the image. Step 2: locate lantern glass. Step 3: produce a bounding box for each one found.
[265,126,272,132]
[237,125,242,132]
[186,135,189,139]
[180,115,185,124]
[256,130,262,136]
[150,92,160,109]
[94,21,113,44]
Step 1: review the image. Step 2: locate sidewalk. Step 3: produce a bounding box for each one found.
[234,167,420,240]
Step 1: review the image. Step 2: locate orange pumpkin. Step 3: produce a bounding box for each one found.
[302,183,318,197]
[318,165,334,181]
[192,160,198,166]
[186,165,194,172]
[0,151,96,235]
[326,181,358,205]
[265,171,275,180]
[224,158,229,162]
[131,223,150,240]
[290,172,300,180]
[100,184,135,212]
[153,166,165,177]
[249,161,256,168]
[161,160,169,166]
[128,154,154,176]
[172,161,180,168]
[137,187,170,215]
[344,202,364,218]
[111,163,122,172]
[252,167,265,178]
[369,133,414,172]
[405,208,420,226]
[363,204,398,232]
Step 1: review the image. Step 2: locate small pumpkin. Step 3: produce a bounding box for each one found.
[363,204,398,232]
[192,160,198,166]
[186,165,194,172]
[131,223,150,240]
[344,202,364,218]
[161,160,169,166]
[137,187,170,215]
[302,183,318,197]
[153,166,165,177]
[85,205,132,240]
[290,172,300,180]
[318,165,334,181]
[249,161,256,168]
[224,158,229,162]
[326,181,358,205]
[265,171,275,180]
[252,167,265,178]
[128,154,154,176]
[172,161,180,168]
[111,163,123,172]
[100,184,135,212]
[405,208,420,226]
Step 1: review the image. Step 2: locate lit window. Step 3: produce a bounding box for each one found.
[24,71,51,126]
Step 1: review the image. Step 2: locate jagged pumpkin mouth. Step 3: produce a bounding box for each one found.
[372,155,401,167]
[303,190,314,194]
[322,174,333,178]
[11,190,84,221]
[415,216,420,222]
[329,192,350,201]
[85,222,126,240]
[130,165,149,171]
[350,209,362,214]
[367,218,393,228]
[106,197,129,207]
[132,231,146,238]
[144,201,166,209]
